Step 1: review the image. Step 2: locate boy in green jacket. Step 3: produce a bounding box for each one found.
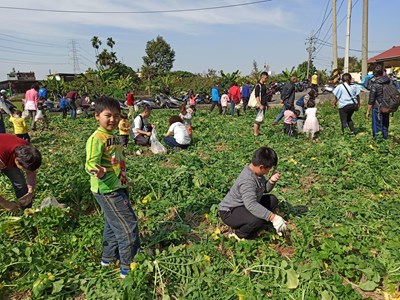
[85,96,140,279]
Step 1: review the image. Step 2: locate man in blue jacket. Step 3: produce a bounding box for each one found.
[241,81,251,112]
[210,83,222,114]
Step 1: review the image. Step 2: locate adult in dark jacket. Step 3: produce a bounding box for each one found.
[273,76,297,125]
[366,66,391,139]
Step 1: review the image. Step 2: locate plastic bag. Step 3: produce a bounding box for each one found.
[150,128,167,154]
[21,110,29,118]
[34,109,44,121]
[40,196,67,210]
[235,100,243,110]
[255,110,264,123]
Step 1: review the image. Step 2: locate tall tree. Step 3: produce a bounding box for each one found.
[91,36,118,69]
[337,56,361,72]
[106,37,115,49]
[142,35,175,81]
[91,36,102,56]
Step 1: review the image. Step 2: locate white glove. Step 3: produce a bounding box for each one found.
[271,214,288,236]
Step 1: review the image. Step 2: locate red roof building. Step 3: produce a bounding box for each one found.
[368,46,400,67]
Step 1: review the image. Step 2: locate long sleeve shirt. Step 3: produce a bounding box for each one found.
[219,165,276,220]
[85,127,127,194]
[9,116,28,134]
[0,134,36,190]
[24,88,38,110]
[211,86,220,102]
[241,84,251,98]
[228,86,241,104]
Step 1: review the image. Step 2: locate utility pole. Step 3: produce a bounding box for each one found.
[306,33,316,80]
[344,0,352,73]
[361,0,368,77]
[332,0,338,70]
[69,39,80,75]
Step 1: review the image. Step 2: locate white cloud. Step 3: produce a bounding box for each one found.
[0,0,297,37]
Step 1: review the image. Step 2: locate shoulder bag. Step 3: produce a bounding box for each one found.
[342,83,359,111]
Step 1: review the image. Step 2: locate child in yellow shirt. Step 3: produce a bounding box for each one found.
[118,113,130,149]
[9,110,30,142]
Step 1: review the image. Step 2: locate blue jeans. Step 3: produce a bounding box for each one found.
[1,167,31,208]
[163,136,189,149]
[372,107,389,139]
[274,105,285,123]
[93,188,141,269]
[66,98,77,120]
[230,102,235,116]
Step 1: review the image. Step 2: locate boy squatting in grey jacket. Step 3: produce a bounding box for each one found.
[219,147,287,239]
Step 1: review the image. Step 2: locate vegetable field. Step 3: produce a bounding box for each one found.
[1,102,400,300]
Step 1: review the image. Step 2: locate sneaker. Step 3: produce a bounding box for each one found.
[272,121,278,126]
[101,259,110,267]
[120,268,129,279]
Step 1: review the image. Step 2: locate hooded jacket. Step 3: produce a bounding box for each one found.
[369,75,391,109]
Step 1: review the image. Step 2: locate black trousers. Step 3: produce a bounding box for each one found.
[219,195,278,238]
[284,123,297,137]
[339,104,357,133]
[210,102,222,114]
[242,97,249,111]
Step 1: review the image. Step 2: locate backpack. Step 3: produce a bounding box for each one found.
[248,84,261,108]
[380,82,400,113]
[363,76,373,90]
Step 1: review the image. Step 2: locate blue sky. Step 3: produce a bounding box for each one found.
[0,0,399,81]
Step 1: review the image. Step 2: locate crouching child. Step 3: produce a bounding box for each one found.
[218,147,288,239]
[283,104,298,137]
[85,96,141,279]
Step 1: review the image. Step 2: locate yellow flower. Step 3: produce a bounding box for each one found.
[203,255,211,262]
[142,192,154,204]
[130,262,139,271]
[289,158,298,165]
[211,228,221,240]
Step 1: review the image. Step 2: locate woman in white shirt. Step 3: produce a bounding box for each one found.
[163,115,191,150]
[332,73,361,136]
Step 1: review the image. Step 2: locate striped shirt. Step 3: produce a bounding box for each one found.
[85,127,127,194]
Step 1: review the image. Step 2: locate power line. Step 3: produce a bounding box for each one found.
[0,1,272,14]
[0,45,67,56]
[314,0,346,55]
[314,38,383,53]
[78,53,95,65]
[315,0,360,56]
[0,58,68,65]
[0,33,64,48]
[313,0,332,40]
